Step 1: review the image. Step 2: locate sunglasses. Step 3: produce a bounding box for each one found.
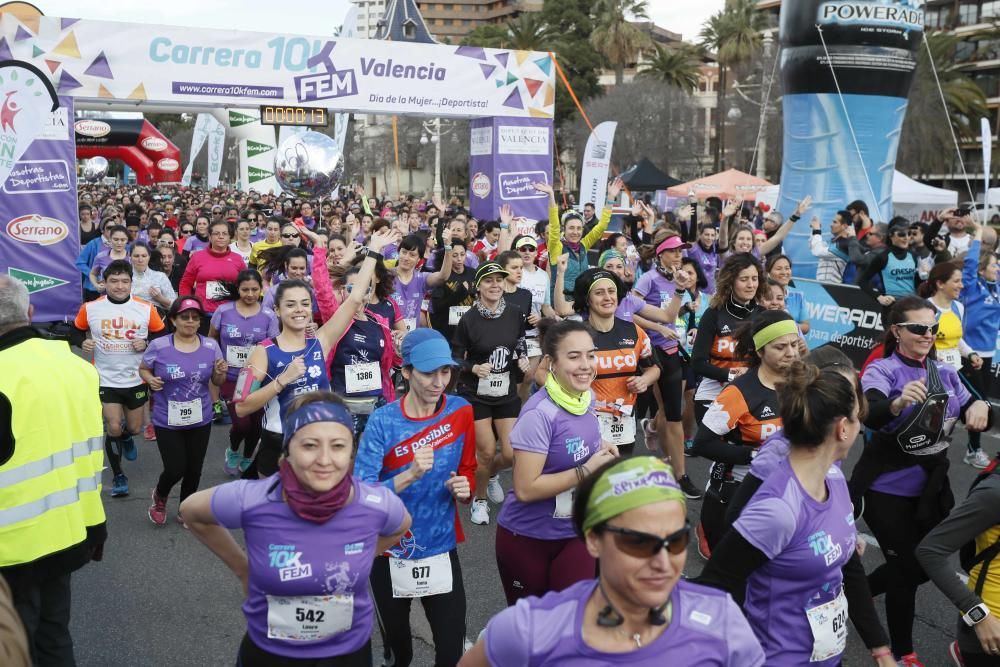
[281,233,300,239]
[897,322,939,336]
[517,245,537,252]
[891,230,909,238]
[180,229,194,235]
[601,522,691,558]
[176,311,201,321]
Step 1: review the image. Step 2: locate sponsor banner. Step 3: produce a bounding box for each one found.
[0,96,80,322]
[0,15,555,118]
[181,112,212,186]
[0,61,60,192]
[577,121,617,211]
[207,115,226,187]
[469,117,552,222]
[794,278,1000,399]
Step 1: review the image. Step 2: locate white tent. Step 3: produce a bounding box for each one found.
[756,171,957,222]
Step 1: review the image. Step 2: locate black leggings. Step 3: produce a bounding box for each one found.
[864,490,932,657]
[370,550,466,667]
[237,635,371,667]
[963,356,993,452]
[154,423,212,503]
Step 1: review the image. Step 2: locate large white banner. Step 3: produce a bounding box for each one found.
[577,121,617,209]
[181,113,212,186]
[206,116,226,187]
[0,14,555,119]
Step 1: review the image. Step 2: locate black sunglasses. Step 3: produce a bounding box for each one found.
[281,233,300,239]
[897,322,939,336]
[180,228,194,235]
[601,521,691,558]
[517,245,537,252]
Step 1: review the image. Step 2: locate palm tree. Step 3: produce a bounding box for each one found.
[590,0,653,86]
[638,43,704,92]
[700,0,764,171]
[898,30,989,180]
[506,12,554,51]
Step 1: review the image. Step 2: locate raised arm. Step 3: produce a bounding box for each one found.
[759,195,811,256]
[425,226,454,288]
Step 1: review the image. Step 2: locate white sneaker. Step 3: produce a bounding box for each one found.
[487,476,505,504]
[470,499,490,525]
[965,449,991,469]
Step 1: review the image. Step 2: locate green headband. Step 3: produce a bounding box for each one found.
[582,456,686,534]
[599,249,626,268]
[752,319,799,351]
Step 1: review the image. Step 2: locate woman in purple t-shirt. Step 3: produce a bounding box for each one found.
[494,320,618,605]
[140,296,227,526]
[699,361,896,666]
[463,456,764,666]
[851,296,991,664]
[208,269,279,477]
[181,392,412,666]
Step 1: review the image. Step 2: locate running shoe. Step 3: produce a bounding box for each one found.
[238,456,253,474]
[487,475,505,504]
[964,449,991,469]
[148,490,167,526]
[111,473,129,498]
[470,499,490,525]
[121,434,137,461]
[213,400,225,424]
[143,423,156,441]
[948,641,964,667]
[696,522,711,561]
[898,653,926,667]
[684,439,694,457]
[224,447,242,477]
[641,418,656,438]
[679,474,703,500]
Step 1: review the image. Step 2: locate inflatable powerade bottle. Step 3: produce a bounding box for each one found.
[777,0,923,277]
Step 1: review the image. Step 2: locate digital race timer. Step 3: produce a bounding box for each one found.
[259,105,329,127]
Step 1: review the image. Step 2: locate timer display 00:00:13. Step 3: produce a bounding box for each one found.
[259,105,329,127]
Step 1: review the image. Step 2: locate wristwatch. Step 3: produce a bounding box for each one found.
[963,602,990,626]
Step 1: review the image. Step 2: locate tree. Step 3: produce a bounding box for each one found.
[590,0,652,86]
[898,30,989,182]
[638,43,703,92]
[567,80,709,183]
[541,0,604,128]
[506,12,554,51]
[460,24,508,49]
[700,0,764,171]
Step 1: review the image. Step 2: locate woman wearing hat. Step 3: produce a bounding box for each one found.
[631,231,701,499]
[533,178,622,304]
[513,233,554,399]
[462,456,764,665]
[452,261,530,525]
[180,391,412,666]
[139,296,228,525]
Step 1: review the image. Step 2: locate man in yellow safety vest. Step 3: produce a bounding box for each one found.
[0,276,107,666]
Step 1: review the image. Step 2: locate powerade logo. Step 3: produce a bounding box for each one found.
[805,302,882,329]
[818,2,924,30]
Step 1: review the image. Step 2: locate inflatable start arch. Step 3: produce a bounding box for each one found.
[74,118,182,184]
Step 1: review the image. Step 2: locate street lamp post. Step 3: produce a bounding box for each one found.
[420,117,456,199]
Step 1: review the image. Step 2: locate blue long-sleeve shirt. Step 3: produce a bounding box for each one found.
[961,240,1000,355]
[76,235,108,291]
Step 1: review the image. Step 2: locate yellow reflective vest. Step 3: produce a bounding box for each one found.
[0,336,106,568]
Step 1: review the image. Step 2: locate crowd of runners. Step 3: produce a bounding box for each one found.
[4,178,1000,667]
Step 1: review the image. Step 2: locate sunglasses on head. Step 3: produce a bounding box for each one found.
[281,233,300,239]
[897,322,939,336]
[601,521,691,558]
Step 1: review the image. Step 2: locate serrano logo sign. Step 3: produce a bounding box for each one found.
[141,136,168,152]
[471,172,491,199]
[157,158,180,171]
[6,214,69,246]
[74,120,111,138]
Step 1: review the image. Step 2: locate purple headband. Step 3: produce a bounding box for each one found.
[282,401,355,451]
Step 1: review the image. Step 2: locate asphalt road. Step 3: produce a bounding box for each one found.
[67,420,999,666]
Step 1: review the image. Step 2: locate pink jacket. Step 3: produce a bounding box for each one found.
[312,245,399,401]
[178,247,246,313]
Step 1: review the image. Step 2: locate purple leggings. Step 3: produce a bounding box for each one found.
[495,524,596,606]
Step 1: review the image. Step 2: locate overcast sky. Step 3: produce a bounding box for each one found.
[33,0,724,45]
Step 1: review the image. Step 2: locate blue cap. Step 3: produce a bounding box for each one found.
[401,329,458,372]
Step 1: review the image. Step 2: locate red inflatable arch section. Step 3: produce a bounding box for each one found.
[74,118,182,184]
